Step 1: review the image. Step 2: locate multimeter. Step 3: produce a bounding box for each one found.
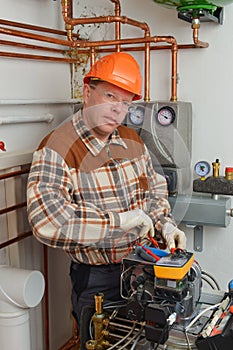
[154,251,194,280]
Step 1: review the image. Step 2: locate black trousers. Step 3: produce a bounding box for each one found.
[70,262,122,350]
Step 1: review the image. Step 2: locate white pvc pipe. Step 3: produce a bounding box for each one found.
[0,266,45,350]
[0,114,54,125]
[0,98,79,105]
[0,266,45,308]
[0,301,31,350]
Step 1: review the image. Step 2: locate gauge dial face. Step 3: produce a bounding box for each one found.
[128,105,145,126]
[157,106,176,126]
[194,161,211,177]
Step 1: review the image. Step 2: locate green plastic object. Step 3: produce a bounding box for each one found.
[152,0,233,10]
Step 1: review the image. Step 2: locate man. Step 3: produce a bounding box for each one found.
[27,52,186,349]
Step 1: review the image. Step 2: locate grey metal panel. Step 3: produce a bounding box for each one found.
[169,194,232,227]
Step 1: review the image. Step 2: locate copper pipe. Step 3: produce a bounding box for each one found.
[0,167,30,180]
[0,39,67,54]
[0,31,177,99]
[63,15,150,34]
[0,51,78,63]
[144,42,150,101]
[0,17,208,101]
[61,0,74,41]
[43,245,50,350]
[0,43,208,63]
[0,166,49,349]
[61,0,150,41]
[59,322,80,350]
[78,35,177,101]
[0,26,76,47]
[0,2,208,103]
[0,202,26,216]
[0,23,173,99]
[192,27,209,48]
[111,0,121,52]
[0,18,78,37]
[111,0,121,8]
[0,167,49,350]
[90,47,96,66]
[59,338,80,350]
[149,35,178,102]
[0,231,32,249]
[79,43,207,53]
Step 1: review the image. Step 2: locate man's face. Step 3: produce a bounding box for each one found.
[82,81,134,141]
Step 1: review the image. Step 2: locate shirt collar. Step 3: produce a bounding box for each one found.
[73,109,127,156]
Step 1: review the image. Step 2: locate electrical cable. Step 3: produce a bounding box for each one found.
[202,271,220,290]
[152,323,171,350]
[129,330,142,350]
[116,324,144,350]
[202,275,217,290]
[185,302,221,333]
[107,322,137,350]
[184,330,192,350]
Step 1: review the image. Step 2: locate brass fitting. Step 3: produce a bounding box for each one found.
[85,293,110,350]
[192,17,200,29]
[212,159,220,177]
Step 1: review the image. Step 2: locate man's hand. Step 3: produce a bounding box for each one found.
[119,209,154,238]
[162,222,186,250]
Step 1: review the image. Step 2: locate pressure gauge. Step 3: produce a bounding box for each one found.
[194,161,211,178]
[157,106,176,126]
[128,105,145,126]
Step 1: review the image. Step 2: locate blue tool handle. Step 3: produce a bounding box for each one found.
[135,246,157,262]
[144,245,169,258]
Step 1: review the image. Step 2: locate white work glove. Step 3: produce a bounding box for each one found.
[162,222,187,250]
[119,209,154,238]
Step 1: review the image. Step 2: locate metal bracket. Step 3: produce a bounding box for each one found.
[178,7,224,25]
[194,225,203,252]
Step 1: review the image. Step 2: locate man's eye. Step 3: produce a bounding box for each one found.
[105,93,116,101]
[122,101,131,108]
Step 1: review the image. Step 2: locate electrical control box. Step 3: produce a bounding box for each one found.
[124,101,192,195]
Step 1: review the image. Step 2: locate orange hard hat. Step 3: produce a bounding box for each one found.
[84,52,142,100]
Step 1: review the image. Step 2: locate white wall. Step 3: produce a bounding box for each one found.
[122,0,233,291]
[1,0,233,348]
[0,1,74,349]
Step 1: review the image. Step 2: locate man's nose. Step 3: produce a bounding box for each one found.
[111,101,125,113]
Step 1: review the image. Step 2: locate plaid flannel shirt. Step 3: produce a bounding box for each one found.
[27,110,174,265]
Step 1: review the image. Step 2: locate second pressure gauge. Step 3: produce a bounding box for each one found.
[157,106,176,126]
[128,105,145,126]
[194,161,211,178]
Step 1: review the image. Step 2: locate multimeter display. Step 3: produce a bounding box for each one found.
[154,252,194,280]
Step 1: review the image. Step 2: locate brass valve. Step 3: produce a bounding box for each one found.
[85,293,110,350]
[212,159,220,177]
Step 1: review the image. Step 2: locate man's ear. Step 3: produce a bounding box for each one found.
[83,84,91,104]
